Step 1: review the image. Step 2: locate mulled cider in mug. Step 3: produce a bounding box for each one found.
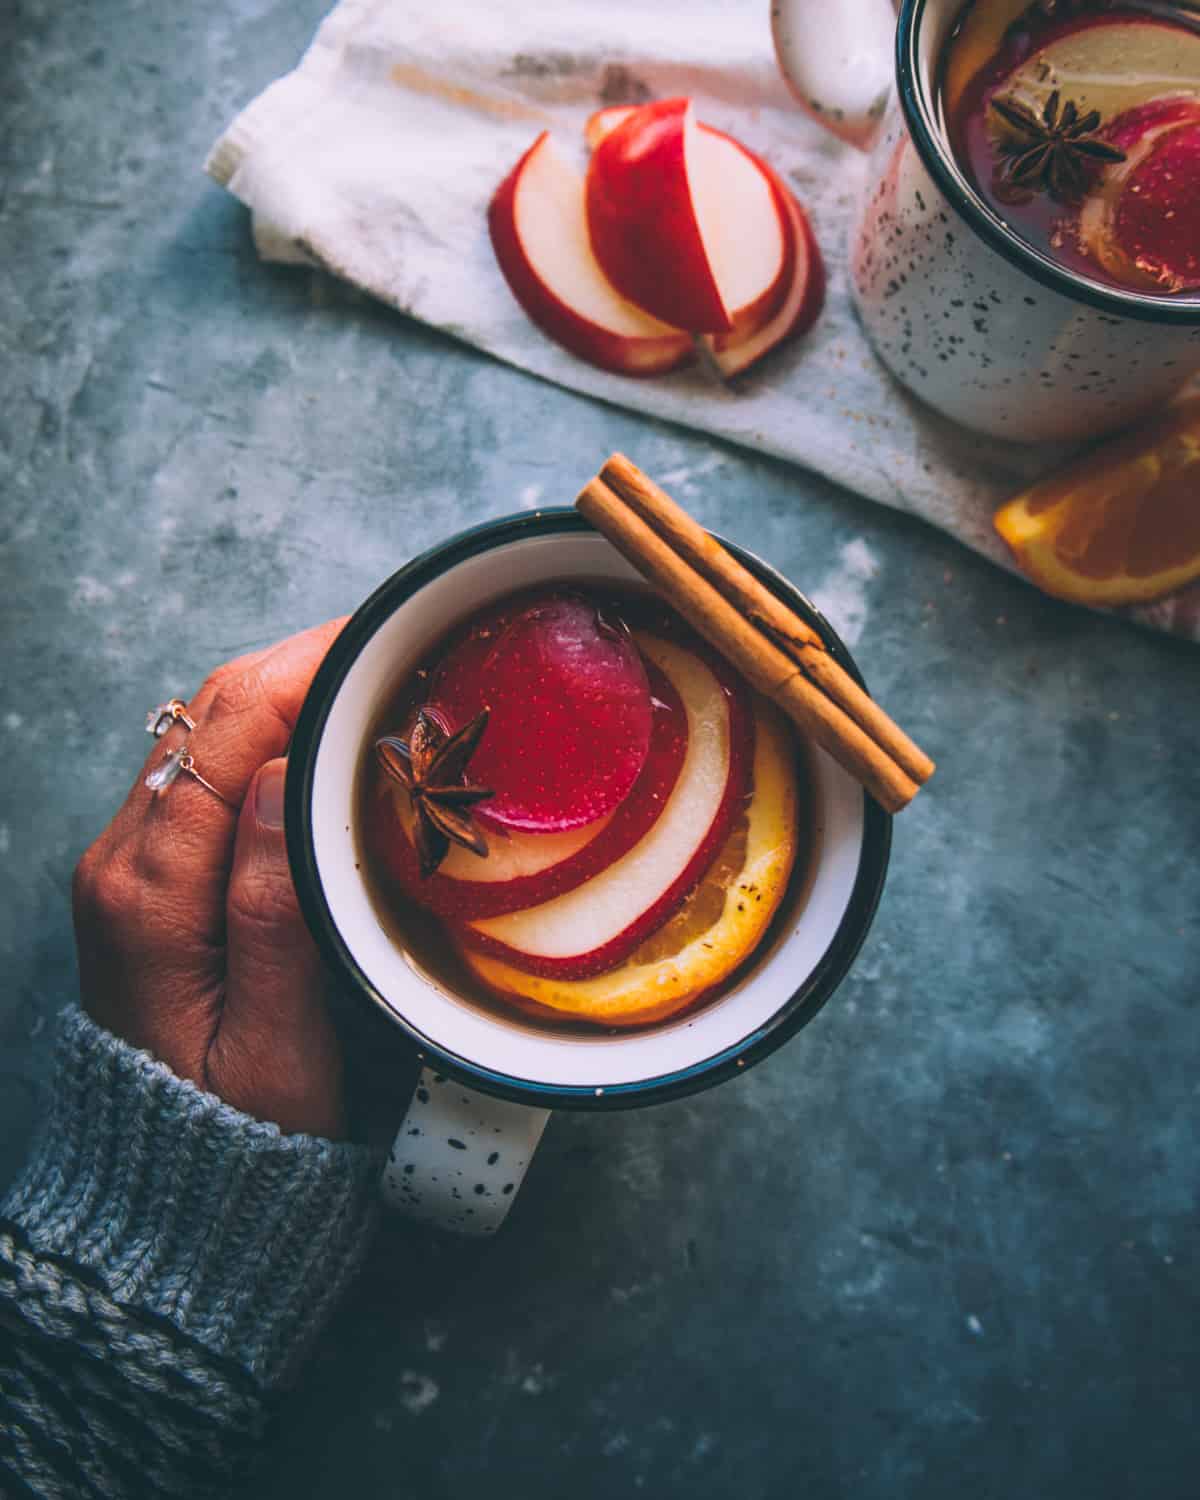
[942,1,1200,295]
[357,584,815,1033]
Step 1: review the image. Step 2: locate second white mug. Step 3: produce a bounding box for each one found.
[772,0,1200,441]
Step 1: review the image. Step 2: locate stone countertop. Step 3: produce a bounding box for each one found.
[1,2,1196,1496]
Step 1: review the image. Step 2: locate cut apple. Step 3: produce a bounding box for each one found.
[587,104,794,345]
[490,103,822,376]
[1077,98,1200,294]
[586,98,787,335]
[368,655,689,921]
[464,698,800,1027]
[488,131,693,376]
[457,634,752,979]
[431,591,654,833]
[701,158,825,377]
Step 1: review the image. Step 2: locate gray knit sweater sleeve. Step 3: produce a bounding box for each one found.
[0,1007,382,1499]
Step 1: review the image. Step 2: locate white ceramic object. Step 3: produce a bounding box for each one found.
[772,0,896,148]
[287,515,889,1235]
[772,0,1200,441]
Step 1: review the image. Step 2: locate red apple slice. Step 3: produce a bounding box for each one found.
[431,591,654,833]
[701,158,825,376]
[585,108,798,348]
[704,132,798,348]
[457,634,752,979]
[1077,98,1200,294]
[586,99,787,335]
[367,655,688,921]
[1111,119,1200,292]
[488,131,693,376]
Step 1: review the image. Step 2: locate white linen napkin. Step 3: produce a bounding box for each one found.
[206,0,1200,642]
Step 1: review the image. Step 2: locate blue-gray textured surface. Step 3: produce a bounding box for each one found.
[1,2,1196,1497]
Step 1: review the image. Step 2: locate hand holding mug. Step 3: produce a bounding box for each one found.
[73,621,351,1140]
[286,514,890,1236]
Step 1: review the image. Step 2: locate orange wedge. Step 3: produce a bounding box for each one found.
[994,396,1200,607]
[463,699,801,1028]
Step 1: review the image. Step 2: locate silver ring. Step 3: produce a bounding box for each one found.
[145,747,235,809]
[146,698,196,737]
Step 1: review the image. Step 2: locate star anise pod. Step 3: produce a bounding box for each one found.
[376,708,493,877]
[990,89,1126,202]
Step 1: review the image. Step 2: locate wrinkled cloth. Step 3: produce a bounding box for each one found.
[206,0,1200,642]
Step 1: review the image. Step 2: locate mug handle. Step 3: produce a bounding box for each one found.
[381,1066,550,1236]
[771,0,896,150]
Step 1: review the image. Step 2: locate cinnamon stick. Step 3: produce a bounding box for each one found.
[600,453,935,787]
[576,476,923,814]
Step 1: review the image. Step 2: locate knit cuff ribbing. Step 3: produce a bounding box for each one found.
[2,1007,382,1390]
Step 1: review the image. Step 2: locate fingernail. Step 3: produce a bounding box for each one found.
[255,762,286,830]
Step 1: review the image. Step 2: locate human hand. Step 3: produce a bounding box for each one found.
[72,620,352,1139]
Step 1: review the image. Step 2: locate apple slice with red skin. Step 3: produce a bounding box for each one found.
[431,591,654,833]
[701,155,825,376]
[1077,97,1200,294]
[488,131,693,376]
[587,98,788,335]
[702,141,805,354]
[368,655,688,921]
[1112,120,1200,292]
[455,633,752,980]
[585,104,797,345]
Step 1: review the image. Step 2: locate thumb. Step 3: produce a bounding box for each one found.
[212,757,346,1138]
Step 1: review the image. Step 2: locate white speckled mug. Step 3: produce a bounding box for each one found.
[286,512,890,1236]
[772,0,1200,441]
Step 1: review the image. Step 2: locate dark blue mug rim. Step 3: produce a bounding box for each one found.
[285,509,892,1111]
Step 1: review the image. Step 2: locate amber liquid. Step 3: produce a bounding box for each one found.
[940,1,1200,292]
[353,582,818,1039]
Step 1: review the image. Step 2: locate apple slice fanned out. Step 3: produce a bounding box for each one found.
[488,131,693,377]
[581,102,817,363]
[701,157,825,376]
[706,130,798,346]
[368,658,688,921]
[458,634,752,980]
[586,98,788,336]
[488,101,824,376]
[464,697,799,1027]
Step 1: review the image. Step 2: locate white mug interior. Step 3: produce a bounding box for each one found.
[307,530,867,1093]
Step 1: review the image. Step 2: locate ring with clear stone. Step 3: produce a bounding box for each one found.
[146,698,196,737]
[144,747,235,808]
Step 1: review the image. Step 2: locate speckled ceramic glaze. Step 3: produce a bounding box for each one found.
[286,514,890,1236]
[381,1067,549,1234]
[774,0,1200,442]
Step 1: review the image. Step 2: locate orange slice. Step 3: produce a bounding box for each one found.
[463,699,800,1028]
[994,396,1200,607]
